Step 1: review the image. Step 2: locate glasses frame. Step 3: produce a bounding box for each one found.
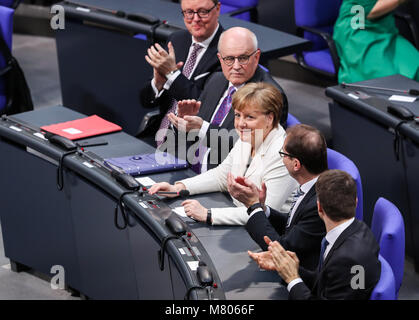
[220,50,258,66]
[279,148,303,164]
[181,3,217,20]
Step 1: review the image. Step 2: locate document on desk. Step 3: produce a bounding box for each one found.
[173,207,187,218]
[389,95,417,103]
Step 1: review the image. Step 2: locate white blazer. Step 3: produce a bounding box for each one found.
[179,127,298,225]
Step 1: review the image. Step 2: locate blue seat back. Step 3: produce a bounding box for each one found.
[371,197,405,297]
[0,1,14,8]
[370,255,397,300]
[326,148,363,220]
[220,0,258,21]
[294,0,342,51]
[286,113,300,128]
[0,5,14,113]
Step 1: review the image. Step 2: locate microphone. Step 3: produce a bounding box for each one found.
[156,190,190,197]
[341,82,419,96]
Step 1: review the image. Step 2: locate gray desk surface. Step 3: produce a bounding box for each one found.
[11,105,287,300]
[326,74,419,143]
[63,0,311,60]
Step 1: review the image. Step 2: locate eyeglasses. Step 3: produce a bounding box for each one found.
[220,50,258,66]
[181,3,217,20]
[279,148,301,164]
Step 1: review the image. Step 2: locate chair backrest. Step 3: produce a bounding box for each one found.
[370,255,397,300]
[294,0,342,51]
[326,148,363,221]
[294,0,342,28]
[220,0,258,21]
[0,1,15,8]
[371,197,405,296]
[286,113,301,128]
[0,5,14,113]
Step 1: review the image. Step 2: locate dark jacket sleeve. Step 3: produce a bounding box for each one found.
[245,208,288,251]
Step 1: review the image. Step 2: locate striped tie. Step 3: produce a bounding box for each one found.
[285,186,305,227]
[156,43,203,147]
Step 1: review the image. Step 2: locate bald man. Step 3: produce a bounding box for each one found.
[167,27,289,173]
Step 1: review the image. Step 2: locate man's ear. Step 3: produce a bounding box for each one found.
[317,200,324,220]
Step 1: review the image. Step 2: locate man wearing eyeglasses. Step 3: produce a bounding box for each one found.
[227,124,326,270]
[139,0,223,146]
[167,27,288,173]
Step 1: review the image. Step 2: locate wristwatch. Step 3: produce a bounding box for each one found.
[206,209,212,225]
[247,203,263,216]
[165,69,178,79]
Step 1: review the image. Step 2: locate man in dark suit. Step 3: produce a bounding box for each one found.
[139,0,223,145]
[228,124,326,270]
[167,27,288,172]
[249,170,381,300]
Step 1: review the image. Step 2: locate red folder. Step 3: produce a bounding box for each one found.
[40,115,122,140]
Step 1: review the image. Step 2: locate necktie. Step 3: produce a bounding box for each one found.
[318,237,329,271]
[285,186,305,227]
[190,86,237,173]
[156,43,203,147]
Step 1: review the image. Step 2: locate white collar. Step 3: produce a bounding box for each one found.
[300,176,318,194]
[325,217,355,248]
[192,23,219,49]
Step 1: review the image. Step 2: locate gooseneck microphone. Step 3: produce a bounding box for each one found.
[341,82,419,96]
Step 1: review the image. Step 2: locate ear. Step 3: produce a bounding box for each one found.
[317,200,324,219]
[217,52,222,63]
[254,48,261,64]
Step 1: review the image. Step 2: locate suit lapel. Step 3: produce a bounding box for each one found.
[322,219,360,268]
[200,77,229,121]
[287,186,316,228]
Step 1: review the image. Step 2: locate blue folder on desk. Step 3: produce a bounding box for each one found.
[104,152,189,176]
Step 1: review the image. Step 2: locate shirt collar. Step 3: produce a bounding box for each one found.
[300,176,318,194]
[325,217,355,248]
[192,23,219,49]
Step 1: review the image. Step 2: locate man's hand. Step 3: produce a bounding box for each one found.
[177,99,201,118]
[269,240,300,284]
[145,42,183,77]
[248,236,276,271]
[168,113,204,132]
[181,199,208,222]
[227,173,267,209]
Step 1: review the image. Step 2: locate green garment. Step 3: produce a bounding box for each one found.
[333,0,419,83]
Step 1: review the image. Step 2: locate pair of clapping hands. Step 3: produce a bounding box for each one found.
[228,173,301,284]
[145,42,204,132]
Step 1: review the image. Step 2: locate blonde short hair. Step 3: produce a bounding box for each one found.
[232,82,283,128]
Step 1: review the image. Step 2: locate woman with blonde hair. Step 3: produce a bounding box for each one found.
[149,82,297,225]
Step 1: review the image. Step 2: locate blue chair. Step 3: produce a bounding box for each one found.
[0,5,14,114]
[294,0,342,80]
[220,0,258,22]
[0,0,21,9]
[371,197,405,297]
[326,148,363,221]
[370,255,397,300]
[286,113,300,128]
